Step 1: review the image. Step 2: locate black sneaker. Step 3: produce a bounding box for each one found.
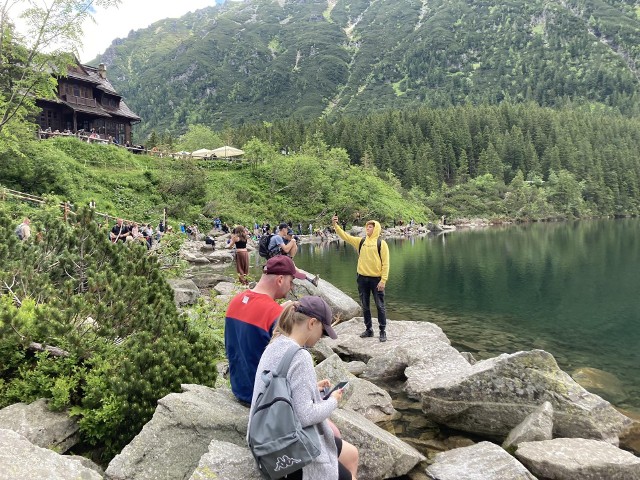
[379,331,387,342]
[359,329,374,338]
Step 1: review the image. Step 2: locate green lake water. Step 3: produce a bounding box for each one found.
[222,219,640,410]
[287,219,640,411]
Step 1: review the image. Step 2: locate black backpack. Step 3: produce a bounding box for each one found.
[258,234,275,259]
[358,237,382,259]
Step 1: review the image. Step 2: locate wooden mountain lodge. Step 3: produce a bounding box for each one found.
[35,60,140,145]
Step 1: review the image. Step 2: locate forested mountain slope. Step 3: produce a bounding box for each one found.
[95,0,640,137]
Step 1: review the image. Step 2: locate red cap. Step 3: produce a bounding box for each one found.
[264,256,306,279]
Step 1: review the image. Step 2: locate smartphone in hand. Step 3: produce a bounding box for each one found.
[322,381,349,400]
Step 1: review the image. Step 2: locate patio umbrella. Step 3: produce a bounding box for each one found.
[190,148,217,158]
[211,146,244,158]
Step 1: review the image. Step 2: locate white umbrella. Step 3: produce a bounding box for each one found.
[211,146,244,158]
[190,148,217,158]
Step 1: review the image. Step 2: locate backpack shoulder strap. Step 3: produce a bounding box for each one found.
[359,237,382,259]
[275,344,302,377]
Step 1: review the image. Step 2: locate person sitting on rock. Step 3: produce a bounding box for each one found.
[225,256,305,405]
[248,296,359,480]
[269,223,298,258]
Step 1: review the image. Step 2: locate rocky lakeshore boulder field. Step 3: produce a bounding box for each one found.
[1,253,639,479]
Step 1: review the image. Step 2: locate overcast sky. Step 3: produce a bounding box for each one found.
[78,0,215,62]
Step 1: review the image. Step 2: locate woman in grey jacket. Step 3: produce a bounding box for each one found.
[249,296,359,480]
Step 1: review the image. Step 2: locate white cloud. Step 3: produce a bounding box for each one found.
[79,0,215,62]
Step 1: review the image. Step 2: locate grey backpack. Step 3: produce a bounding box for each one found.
[15,224,23,240]
[248,345,321,479]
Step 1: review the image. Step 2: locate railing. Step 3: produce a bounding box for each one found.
[0,186,129,223]
[38,131,147,153]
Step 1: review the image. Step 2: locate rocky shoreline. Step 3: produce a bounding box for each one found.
[2,235,640,479]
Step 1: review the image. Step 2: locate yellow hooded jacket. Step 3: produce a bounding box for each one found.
[334,220,390,283]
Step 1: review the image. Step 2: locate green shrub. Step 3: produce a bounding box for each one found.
[0,209,219,458]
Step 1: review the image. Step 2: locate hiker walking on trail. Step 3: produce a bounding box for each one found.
[15,218,31,241]
[332,215,390,342]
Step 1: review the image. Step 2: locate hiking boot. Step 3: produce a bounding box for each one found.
[379,331,387,342]
[359,329,374,338]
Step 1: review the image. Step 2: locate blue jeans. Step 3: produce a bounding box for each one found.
[357,274,387,331]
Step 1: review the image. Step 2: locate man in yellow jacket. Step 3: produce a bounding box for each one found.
[332,215,390,342]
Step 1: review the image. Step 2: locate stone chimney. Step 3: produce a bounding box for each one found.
[98,63,107,79]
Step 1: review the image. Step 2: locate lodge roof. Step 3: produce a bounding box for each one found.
[55,59,141,121]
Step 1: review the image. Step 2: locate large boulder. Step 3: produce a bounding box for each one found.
[290,272,361,322]
[189,440,261,480]
[502,401,554,450]
[106,385,249,480]
[571,366,628,404]
[331,408,425,480]
[213,281,243,296]
[619,408,640,455]
[203,250,235,264]
[315,353,398,423]
[515,438,640,480]
[325,318,451,369]
[0,428,102,480]
[0,399,79,453]
[414,350,632,444]
[425,441,536,480]
[167,278,201,306]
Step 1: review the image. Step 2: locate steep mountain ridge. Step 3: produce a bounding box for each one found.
[94,0,640,137]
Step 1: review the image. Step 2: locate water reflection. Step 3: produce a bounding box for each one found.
[291,219,640,410]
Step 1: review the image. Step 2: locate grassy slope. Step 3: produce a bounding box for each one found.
[3,137,431,229]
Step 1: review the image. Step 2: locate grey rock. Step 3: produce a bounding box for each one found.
[425,441,536,480]
[0,428,102,480]
[325,318,451,371]
[515,438,640,480]
[213,281,242,296]
[203,250,235,264]
[182,252,210,264]
[67,455,105,477]
[186,272,235,289]
[416,350,632,444]
[460,351,477,364]
[572,366,628,404]
[308,338,335,362]
[189,440,261,480]
[167,278,201,306]
[0,399,79,453]
[315,354,398,423]
[331,409,425,480]
[289,271,362,322]
[503,401,554,449]
[346,361,367,376]
[106,385,249,480]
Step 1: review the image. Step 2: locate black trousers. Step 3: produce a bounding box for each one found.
[287,437,351,480]
[357,274,387,331]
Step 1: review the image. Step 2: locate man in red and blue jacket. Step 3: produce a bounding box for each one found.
[224,256,305,404]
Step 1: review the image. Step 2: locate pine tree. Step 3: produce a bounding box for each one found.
[0,208,218,458]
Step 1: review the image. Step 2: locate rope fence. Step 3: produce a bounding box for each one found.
[0,186,150,226]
